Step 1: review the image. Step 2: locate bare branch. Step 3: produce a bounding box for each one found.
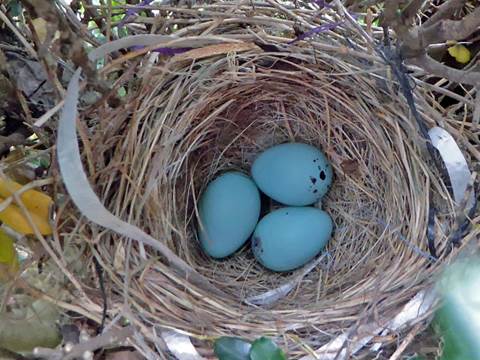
[397,4,480,60]
[347,0,384,11]
[382,0,399,26]
[401,0,425,23]
[64,327,134,360]
[0,132,29,157]
[420,6,480,45]
[34,326,135,360]
[407,54,480,86]
[423,0,467,28]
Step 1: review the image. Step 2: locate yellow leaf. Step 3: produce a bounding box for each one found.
[0,178,53,220]
[0,229,19,282]
[31,18,48,43]
[0,201,52,235]
[0,229,17,263]
[447,44,471,64]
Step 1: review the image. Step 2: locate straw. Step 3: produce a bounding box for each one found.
[48,1,480,358]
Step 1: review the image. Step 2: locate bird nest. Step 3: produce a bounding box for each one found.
[54,2,479,359]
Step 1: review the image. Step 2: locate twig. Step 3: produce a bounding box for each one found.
[0,9,37,59]
[401,0,426,23]
[378,0,480,84]
[388,323,423,360]
[81,0,107,38]
[55,0,102,47]
[93,254,108,334]
[382,0,398,27]
[0,172,93,304]
[443,172,477,256]
[34,100,65,127]
[473,89,480,125]
[264,0,313,29]
[408,54,480,86]
[422,0,466,28]
[348,0,383,11]
[0,131,29,156]
[34,326,134,360]
[334,0,376,49]
[419,6,480,45]
[118,0,155,27]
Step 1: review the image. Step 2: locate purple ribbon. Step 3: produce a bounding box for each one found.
[289,0,361,44]
[289,21,342,44]
[313,0,334,9]
[130,45,192,55]
[118,0,155,27]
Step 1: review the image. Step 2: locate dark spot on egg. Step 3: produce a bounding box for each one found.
[252,236,261,249]
[313,159,317,163]
[313,189,318,193]
[319,170,326,180]
[310,176,317,184]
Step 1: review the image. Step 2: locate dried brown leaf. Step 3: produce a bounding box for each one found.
[173,42,260,62]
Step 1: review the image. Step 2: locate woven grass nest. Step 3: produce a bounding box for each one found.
[59,2,479,359]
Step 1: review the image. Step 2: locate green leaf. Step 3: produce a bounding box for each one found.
[0,229,19,282]
[0,299,61,352]
[116,26,129,38]
[249,337,287,360]
[214,337,251,360]
[118,87,127,97]
[436,258,480,360]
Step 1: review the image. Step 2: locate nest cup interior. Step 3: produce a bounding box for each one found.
[85,45,456,352]
[168,54,442,299]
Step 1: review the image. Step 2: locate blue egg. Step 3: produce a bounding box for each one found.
[251,143,333,206]
[198,172,261,259]
[252,207,333,272]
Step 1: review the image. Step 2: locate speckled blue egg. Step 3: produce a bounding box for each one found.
[251,143,333,206]
[252,207,333,272]
[198,172,261,259]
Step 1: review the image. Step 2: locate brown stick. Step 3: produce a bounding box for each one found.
[388,323,423,360]
[422,0,467,28]
[401,0,425,23]
[419,6,480,45]
[382,0,399,26]
[34,326,135,360]
[376,0,480,84]
[408,54,480,86]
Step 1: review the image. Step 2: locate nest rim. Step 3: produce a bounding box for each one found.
[56,6,479,359]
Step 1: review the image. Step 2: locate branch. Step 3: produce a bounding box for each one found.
[347,0,384,11]
[65,327,134,360]
[420,6,480,45]
[407,54,480,86]
[382,0,399,26]
[401,0,425,23]
[398,5,480,59]
[0,132,28,147]
[0,125,31,157]
[422,0,467,28]
[34,326,135,360]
